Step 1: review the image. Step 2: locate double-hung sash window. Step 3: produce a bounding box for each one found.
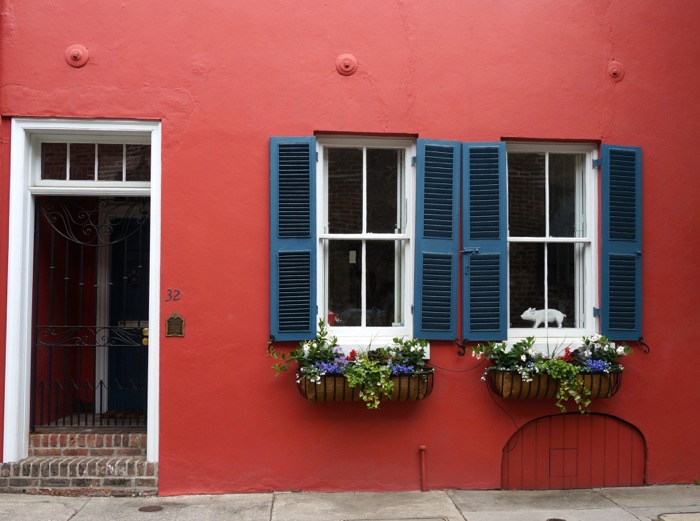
[506,143,595,340]
[318,138,414,343]
[271,138,641,344]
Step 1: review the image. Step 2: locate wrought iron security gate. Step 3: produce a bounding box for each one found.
[31,197,150,429]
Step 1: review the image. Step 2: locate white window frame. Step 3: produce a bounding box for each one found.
[32,138,150,188]
[3,118,161,463]
[506,142,598,353]
[315,136,416,349]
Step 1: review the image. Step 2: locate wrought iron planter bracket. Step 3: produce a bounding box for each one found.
[637,336,651,355]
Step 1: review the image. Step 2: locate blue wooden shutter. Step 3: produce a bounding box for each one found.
[414,139,460,339]
[270,137,316,341]
[461,142,507,341]
[600,144,642,340]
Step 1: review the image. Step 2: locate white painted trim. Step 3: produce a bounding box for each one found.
[315,137,416,346]
[146,124,161,463]
[31,184,151,194]
[505,143,599,342]
[3,120,35,462]
[3,118,161,463]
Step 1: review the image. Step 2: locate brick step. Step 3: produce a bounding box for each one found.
[29,432,146,458]
[0,456,157,496]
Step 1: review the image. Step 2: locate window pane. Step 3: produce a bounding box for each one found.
[328,240,362,326]
[41,143,67,180]
[510,242,578,328]
[509,242,545,327]
[547,243,577,328]
[328,148,362,233]
[508,153,545,237]
[98,144,123,181]
[367,149,399,233]
[70,143,96,180]
[549,154,582,238]
[366,241,399,327]
[125,145,151,181]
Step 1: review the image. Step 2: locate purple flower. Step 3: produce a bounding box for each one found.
[314,359,347,375]
[583,359,611,373]
[389,362,414,375]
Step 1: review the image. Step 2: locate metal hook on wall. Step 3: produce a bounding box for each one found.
[637,336,650,355]
[455,338,467,357]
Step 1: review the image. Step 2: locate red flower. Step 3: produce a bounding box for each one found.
[347,350,357,361]
[560,347,573,363]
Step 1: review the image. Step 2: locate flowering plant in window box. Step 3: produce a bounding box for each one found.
[470,335,630,413]
[270,320,434,409]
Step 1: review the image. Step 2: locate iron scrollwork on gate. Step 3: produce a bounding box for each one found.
[40,198,150,247]
[32,197,151,429]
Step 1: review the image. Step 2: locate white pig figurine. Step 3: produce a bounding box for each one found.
[520,307,565,328]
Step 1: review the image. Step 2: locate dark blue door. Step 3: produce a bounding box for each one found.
[107,217,150,414]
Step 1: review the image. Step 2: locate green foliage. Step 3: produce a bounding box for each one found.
[544,358,591,413]
[344,352,394,409]
[269,320,432,409]
[469,334,630,413]
[269,319,340,378]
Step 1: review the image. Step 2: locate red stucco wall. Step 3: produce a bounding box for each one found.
[1,1,699,494]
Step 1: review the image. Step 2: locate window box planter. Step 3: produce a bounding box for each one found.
[487,370,622,400]
[297,369,434,403]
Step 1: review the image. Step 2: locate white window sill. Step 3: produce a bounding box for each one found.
[327,328,430,358]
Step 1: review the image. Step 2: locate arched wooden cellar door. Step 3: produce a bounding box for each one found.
[502,413,646,490]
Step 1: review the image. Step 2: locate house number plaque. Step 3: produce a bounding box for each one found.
[166,312,185,337]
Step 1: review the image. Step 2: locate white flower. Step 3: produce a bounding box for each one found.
[590,334,602,342]
[616,346,626,355]
[521,354,527,361]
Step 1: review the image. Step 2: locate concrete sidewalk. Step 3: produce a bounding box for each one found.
[0,485,698,521]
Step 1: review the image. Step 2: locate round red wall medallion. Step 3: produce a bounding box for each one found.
[336,54,358,76]
[607,60,625,82]
[65,44,89,68]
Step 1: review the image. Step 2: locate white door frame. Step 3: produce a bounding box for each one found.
[3,118,161,462]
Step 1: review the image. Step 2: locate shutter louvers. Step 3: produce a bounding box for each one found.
[462,142,507,341]
[277,251,312,333]
[420,253,454,334]
[414,139,460,339]
[469,147,502,240]
[468,254,502,332]
[278,143,312,238]
[601,145,642,340]
[270,137,317,341]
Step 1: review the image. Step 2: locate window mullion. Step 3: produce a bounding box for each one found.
[94,144,99,181]
[361,240,367,328]
[543,243,549,329]
[66,143,71,181]
[361,147,367,327]
[543,153,550,327]
[545,152,550,238]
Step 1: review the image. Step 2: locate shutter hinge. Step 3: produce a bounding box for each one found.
[593,307,601,317]
[411,156,416,166]
[315,151,319,162]
[592,158,602,169]
[460,247,480,255]
[411,304,414,315]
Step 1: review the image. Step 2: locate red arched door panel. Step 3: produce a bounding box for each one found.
[502,413,646,490]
